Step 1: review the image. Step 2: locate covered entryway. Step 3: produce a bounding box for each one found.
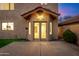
[33,21,47,41]
[21,7,59,41]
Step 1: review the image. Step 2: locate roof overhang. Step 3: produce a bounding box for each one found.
[21,6,60,19]
[58,16,79,26]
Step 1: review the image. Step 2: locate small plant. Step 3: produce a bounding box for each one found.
[63,29,77,45]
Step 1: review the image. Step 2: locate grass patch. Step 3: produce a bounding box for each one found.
[0,38,28,48]
[0,39,14,48]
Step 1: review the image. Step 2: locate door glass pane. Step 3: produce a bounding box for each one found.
[34,23,39,39]
[41,23,46,39]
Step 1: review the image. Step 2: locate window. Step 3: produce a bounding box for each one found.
[0,3,14,10]
[29,22,31,34]
[2,22,14,30]
[50,22,52,35]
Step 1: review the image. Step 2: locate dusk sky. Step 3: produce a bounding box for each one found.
[58,3,79,17]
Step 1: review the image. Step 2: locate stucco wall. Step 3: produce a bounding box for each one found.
[0,3,58,39]
[59,24,79,45]
[52,19,58,39]
[58,27,64,39]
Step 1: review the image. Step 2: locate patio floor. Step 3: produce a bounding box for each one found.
[0,41,79,56]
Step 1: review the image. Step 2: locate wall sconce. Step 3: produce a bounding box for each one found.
[25,27,28,30]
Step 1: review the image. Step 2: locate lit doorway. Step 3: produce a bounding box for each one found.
[33,22,47,40]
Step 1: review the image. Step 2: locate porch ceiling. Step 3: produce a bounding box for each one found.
[21,6,60,19]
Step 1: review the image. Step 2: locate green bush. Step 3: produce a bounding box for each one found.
[63,29,77,44]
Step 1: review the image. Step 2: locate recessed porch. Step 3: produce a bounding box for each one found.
[21,7,59,41]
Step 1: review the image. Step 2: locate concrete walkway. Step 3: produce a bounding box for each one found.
[0,41,79,56]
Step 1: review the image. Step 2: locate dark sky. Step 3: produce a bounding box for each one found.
[58,3,79,17]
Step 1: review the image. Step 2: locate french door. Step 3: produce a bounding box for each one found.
[33,22,47,40]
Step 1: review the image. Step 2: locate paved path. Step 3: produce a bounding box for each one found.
[0,41,79,56]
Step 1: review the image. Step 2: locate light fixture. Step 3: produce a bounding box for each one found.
[36,10,44,20]
[37,14,44,20]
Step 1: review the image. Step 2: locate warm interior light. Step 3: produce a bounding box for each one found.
[34,23,39,39]
[37,14,44,20]
[50,22,52,35]
[34,22,46,39]
[0,3,14,10]
[41,23,46,39]
[2,23,7,30]
[29,22,31,34]
[2,22,14,30]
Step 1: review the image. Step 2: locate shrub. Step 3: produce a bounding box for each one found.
[63,29,77,44]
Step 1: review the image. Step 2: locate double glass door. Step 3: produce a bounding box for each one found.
[34,22,47,40]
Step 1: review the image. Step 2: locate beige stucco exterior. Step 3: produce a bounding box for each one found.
[59,24,79,45]
[0,3,58,41]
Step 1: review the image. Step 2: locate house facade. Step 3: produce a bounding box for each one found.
[58,16,79,45]
[0,3,59,41]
